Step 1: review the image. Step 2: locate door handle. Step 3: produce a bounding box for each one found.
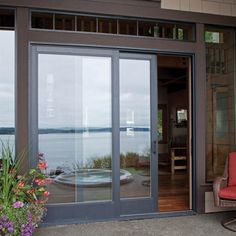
[152,140,157,154]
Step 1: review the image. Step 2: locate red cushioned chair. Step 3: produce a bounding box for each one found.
[213,152,236,232]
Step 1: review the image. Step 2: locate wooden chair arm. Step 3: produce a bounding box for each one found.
[213,176,228,207]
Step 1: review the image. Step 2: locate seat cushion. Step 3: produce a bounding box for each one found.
[228,152,236,186]
[219,186,236,200]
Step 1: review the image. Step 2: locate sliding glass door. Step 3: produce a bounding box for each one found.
[119,54,158,215]
[30,46,157,221]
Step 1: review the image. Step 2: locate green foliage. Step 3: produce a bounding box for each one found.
[121,152,139,168]
[205,31,213,43]
[178,28,184,40]
[124,167,143,175]
[92,155,112,169]
[91,152,140,169]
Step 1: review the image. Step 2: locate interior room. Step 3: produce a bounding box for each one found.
[157,55,191,212]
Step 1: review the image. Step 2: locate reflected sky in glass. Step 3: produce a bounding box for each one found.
[38,55,151,128]
[0,30,15,127]
[120,59,150,128]
[38,54,111,128]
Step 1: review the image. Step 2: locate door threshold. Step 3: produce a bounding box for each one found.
[120,210,196,221]
[40,210,196,227]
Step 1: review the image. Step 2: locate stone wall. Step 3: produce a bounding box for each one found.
[161,0,236,17]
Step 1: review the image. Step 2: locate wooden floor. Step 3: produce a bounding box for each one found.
[158,171,189,212]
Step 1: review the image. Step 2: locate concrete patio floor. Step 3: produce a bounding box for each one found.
[35,212,236,236]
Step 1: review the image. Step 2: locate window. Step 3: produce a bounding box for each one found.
[118,19,137,35]
[98,18,117,34]
[205,27,235,181]
[176,107,187,127]
[77,16,96,32]
[31,12,53,29]
[0,10,15,149]
[31,10,195,41]
[0,9,14,29]
[38,53,112,203]
[205,31,224,44]
[205,29,227,75]
[55,14,75,31]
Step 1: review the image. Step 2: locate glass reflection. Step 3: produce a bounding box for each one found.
[120,59,151,198]
[206,27,235,181]
[0,30,15,150]
[38,54,112,203]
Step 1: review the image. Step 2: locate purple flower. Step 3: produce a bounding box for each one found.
[13,201,24,208]
[21,213,35,236]
[1,215,8,221]
[8,226,14,232]
[0,215,14,234]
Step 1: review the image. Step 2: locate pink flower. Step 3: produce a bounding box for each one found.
[43,191,50,197]
[35,178,46,186]
[35,200,44,205]
[18,181,25,188]
[27,189,35,194]
[38,161,48,170]
[13,201,24,208]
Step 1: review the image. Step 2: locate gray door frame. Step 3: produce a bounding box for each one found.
[29,45,158,222]
[119,53,158,215]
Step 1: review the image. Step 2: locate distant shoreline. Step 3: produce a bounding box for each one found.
[0,127,150,135]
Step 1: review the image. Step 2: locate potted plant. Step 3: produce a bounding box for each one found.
[0,144,50,236]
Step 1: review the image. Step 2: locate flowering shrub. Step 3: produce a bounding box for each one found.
[0,145,50,236]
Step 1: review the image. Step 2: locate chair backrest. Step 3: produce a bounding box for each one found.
[228,152,236,186]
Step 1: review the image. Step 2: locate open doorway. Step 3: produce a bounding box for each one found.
[157,55,191,212]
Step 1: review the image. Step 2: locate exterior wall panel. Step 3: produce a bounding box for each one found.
[1,0,236,26]
[162,0,236,17]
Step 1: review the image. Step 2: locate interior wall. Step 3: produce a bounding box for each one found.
[158,85,188,154]
[168,89,188,139]
[158,86,168,154]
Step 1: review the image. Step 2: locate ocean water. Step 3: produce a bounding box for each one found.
[0,132,150,171]
[39,131,150,171]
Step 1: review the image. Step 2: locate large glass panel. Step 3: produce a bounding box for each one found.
[206,27,235,181]
[120,58,151,198]
[38,54,112,203]
[0,30,15,149]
